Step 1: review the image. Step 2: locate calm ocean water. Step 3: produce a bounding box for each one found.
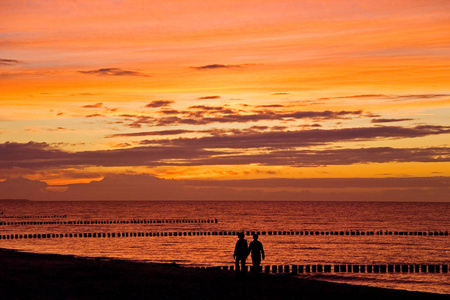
[0,201,449,294]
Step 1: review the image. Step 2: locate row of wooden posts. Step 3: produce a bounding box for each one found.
[0,218,218,226]
[0,230,449,236]
[0,219,447,237]
[1,230,449,240]
[0,215,67,219]
[216,264,449,274]
[0,231,233,239]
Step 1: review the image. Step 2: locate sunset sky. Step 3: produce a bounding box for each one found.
[1,0,449,201]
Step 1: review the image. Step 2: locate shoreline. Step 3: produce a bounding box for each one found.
[1,248,448,300]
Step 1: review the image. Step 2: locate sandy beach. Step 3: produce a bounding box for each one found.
[0,248,448,300]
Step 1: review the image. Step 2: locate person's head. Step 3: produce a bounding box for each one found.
[253,234,259,240]
[238,232,244,239]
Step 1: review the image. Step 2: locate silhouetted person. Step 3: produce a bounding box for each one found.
[234,232,248,274]
[249,234,265,273]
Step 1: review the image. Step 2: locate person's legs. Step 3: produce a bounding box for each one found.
[241,258,246,274]
[252,256,261,273]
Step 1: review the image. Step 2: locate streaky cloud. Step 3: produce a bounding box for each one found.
[192,64,247,70]
[0,58,20,65]
[160,109,180,115]
[0,141,217,169]
[157,109,362,126]
[79,68,150,77]
[257,104,285,108]
[82,102,103,108]
[196,147,450,167]
[371,118,414,123]
[85,113,105,118]
[141,125,450,149]
[145,100,174,108]
[188,105,230,112]
[0,141,448,169]
[122,109,364,127]
[107,129,193,138]
[394,94,450,99]
[320,93,449,101]
[197,96,221,100]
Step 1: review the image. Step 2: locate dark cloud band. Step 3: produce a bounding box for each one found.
[1,124,448,169]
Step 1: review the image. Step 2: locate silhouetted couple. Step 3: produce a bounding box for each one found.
[234,233,265,275]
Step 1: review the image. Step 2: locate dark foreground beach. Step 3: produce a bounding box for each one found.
[0,249,448,300]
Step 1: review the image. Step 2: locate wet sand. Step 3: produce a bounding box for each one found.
[0,248,448,300]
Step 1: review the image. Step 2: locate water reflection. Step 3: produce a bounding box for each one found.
[0,201,449,294]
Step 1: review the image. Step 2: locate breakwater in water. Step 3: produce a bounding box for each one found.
[218,263,449,274]
[1,229,449,239]
[0,218,218,226]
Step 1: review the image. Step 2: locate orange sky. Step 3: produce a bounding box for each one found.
[0,0,449,200]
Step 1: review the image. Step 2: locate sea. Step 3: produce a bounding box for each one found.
[0,200,449,295]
